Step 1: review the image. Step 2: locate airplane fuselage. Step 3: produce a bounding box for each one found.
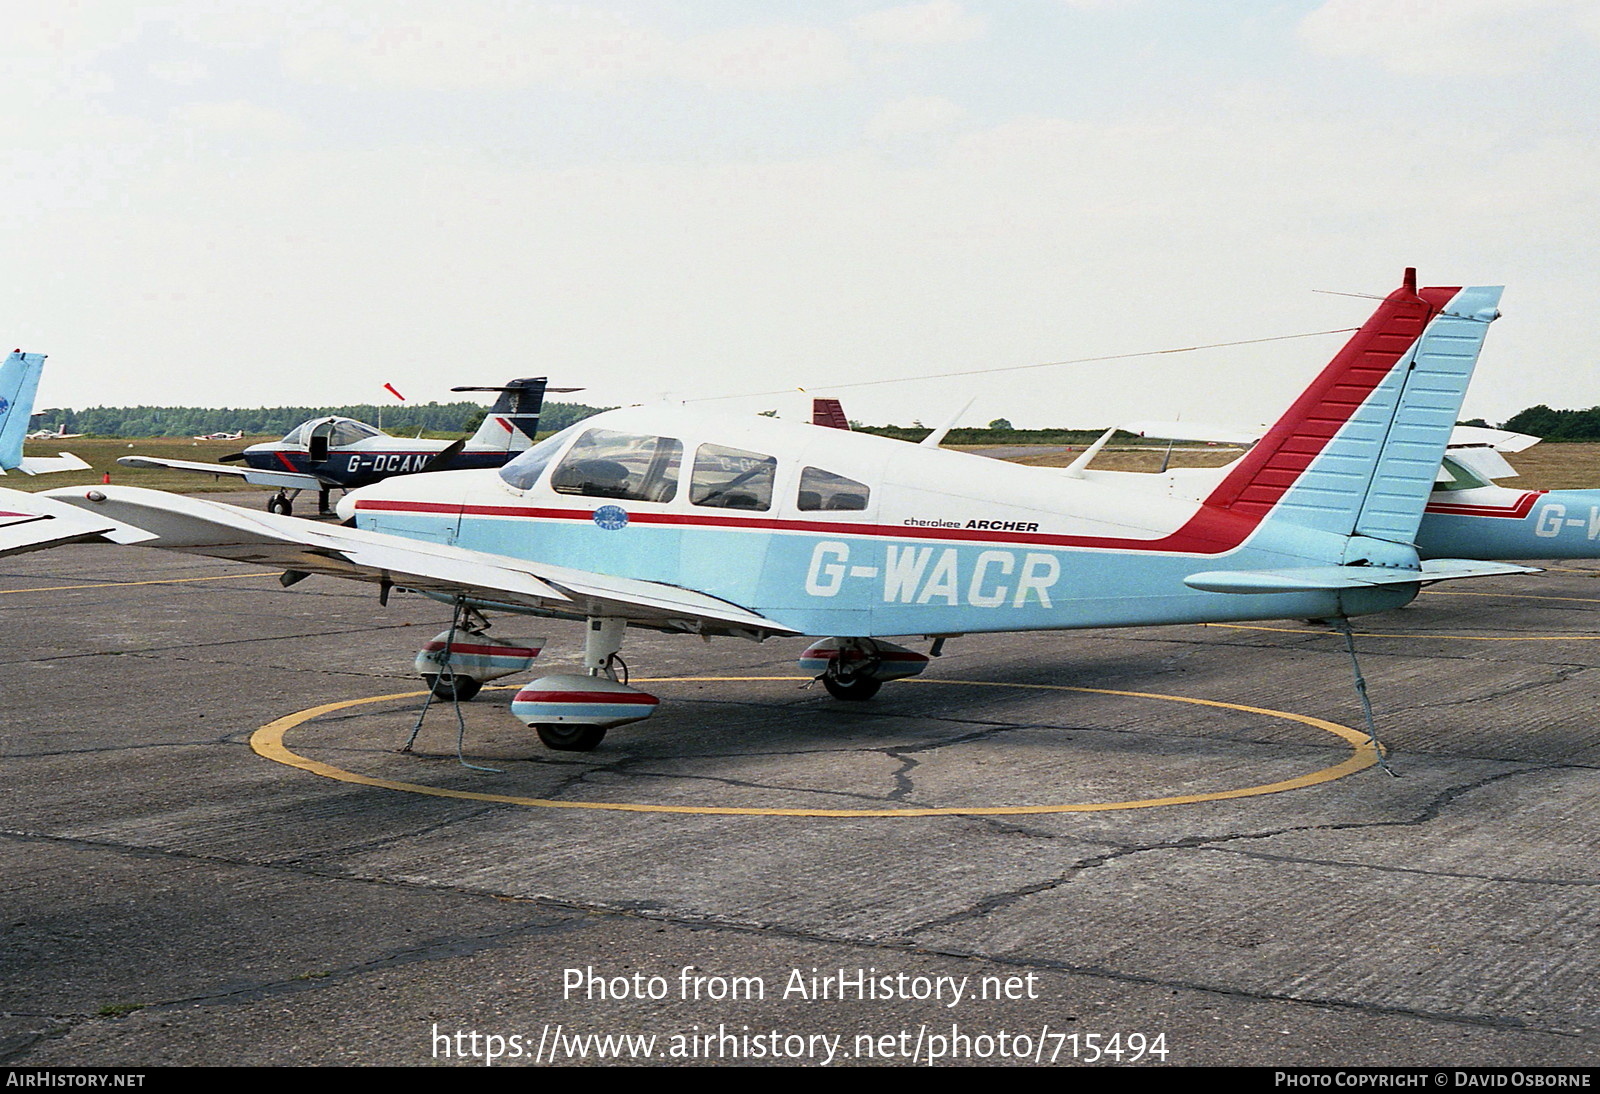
[242,443,516,490]
[1417,486,1600,560]
[342,405,1416,638]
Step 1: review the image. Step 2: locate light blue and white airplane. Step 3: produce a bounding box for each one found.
[0,350,88,478]
[0,351,127,555]
[9,271,1530,750]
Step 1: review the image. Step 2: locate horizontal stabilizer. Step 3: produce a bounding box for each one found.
[1185,558,1536,594]
[16,453,91,476]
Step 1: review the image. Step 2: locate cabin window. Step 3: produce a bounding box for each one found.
[281,424,307,445]
[797,467,869,511]
[691,444,777,510]
[550,429,683,502]
[329,420,378,446]
[497,424,582,491]
[1435,456,1489,493]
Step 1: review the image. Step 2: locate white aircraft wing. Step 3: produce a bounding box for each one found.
[116,455,324,491]
[1120,421,1540,456]
[38,486,797,635]
[0,487,157,556]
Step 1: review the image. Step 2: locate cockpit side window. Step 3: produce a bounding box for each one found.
[329,420,378,446]
[550,429,683,502]
[281,424,307,445]
[1435,455,1489,492]
[797,467,869,511]
[691,444,777,510]
[498,424,582,491]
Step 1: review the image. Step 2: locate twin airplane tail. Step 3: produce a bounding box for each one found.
[461,378,552,453]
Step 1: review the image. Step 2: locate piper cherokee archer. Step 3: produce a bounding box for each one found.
[118,378,575,516]
[9,270,1533,753]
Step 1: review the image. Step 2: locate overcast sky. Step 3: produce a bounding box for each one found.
[6,0,1599,428]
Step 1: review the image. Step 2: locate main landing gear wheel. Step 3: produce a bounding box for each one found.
[267,493,293,516]
[423,674,483,701]
[822,674,882,701]
[534,723,608,751]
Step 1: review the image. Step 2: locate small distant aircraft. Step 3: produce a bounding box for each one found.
[117,378,573,515]
[193,430,243,442]
[15,270,1532,755]
[0,350,89,476]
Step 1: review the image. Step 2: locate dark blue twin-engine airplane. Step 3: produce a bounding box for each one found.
[116,378,565,515]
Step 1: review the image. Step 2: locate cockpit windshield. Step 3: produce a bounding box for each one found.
[498,424,583,491]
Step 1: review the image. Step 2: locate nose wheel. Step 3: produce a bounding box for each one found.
[267,492,293,516]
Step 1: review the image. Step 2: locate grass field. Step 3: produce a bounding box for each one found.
[10,436,277,494]
[12,436,1600,497]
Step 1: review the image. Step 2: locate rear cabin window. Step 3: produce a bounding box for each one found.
[1435,456,1490,493]
[329,420,379,446]
[691,444,777,511]
[797,467,869,512]
[550,429,683,503]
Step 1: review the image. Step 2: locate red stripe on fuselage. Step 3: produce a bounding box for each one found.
[1423,491,1544,519]
[354,497,1260,554]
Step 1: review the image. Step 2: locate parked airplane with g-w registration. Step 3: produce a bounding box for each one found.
[12,270,1528,752]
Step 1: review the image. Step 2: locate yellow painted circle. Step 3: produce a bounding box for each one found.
[251,677,1379,817]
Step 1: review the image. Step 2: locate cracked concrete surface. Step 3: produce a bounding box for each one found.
[2,538,1599,1066]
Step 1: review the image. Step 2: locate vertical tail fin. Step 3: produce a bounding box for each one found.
[0,350,45,472]
[1204,271,1502,547]
[812,398,851,430]
[460,378,550,454]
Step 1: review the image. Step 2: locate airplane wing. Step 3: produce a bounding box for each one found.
[0,487,157,556]
[1184,558,1538,595]
[116,455,325,492]
[1125,420,1542,456]
[38,486,798,636]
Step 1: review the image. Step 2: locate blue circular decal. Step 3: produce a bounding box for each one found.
[0,397,9,415]
[593,505,629,530]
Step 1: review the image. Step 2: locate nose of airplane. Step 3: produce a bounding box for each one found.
[335,484,371,523]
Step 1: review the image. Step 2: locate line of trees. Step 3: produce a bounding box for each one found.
[27,400,612,438]
[1499,405,1600,441]
[27,401,1600,442]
